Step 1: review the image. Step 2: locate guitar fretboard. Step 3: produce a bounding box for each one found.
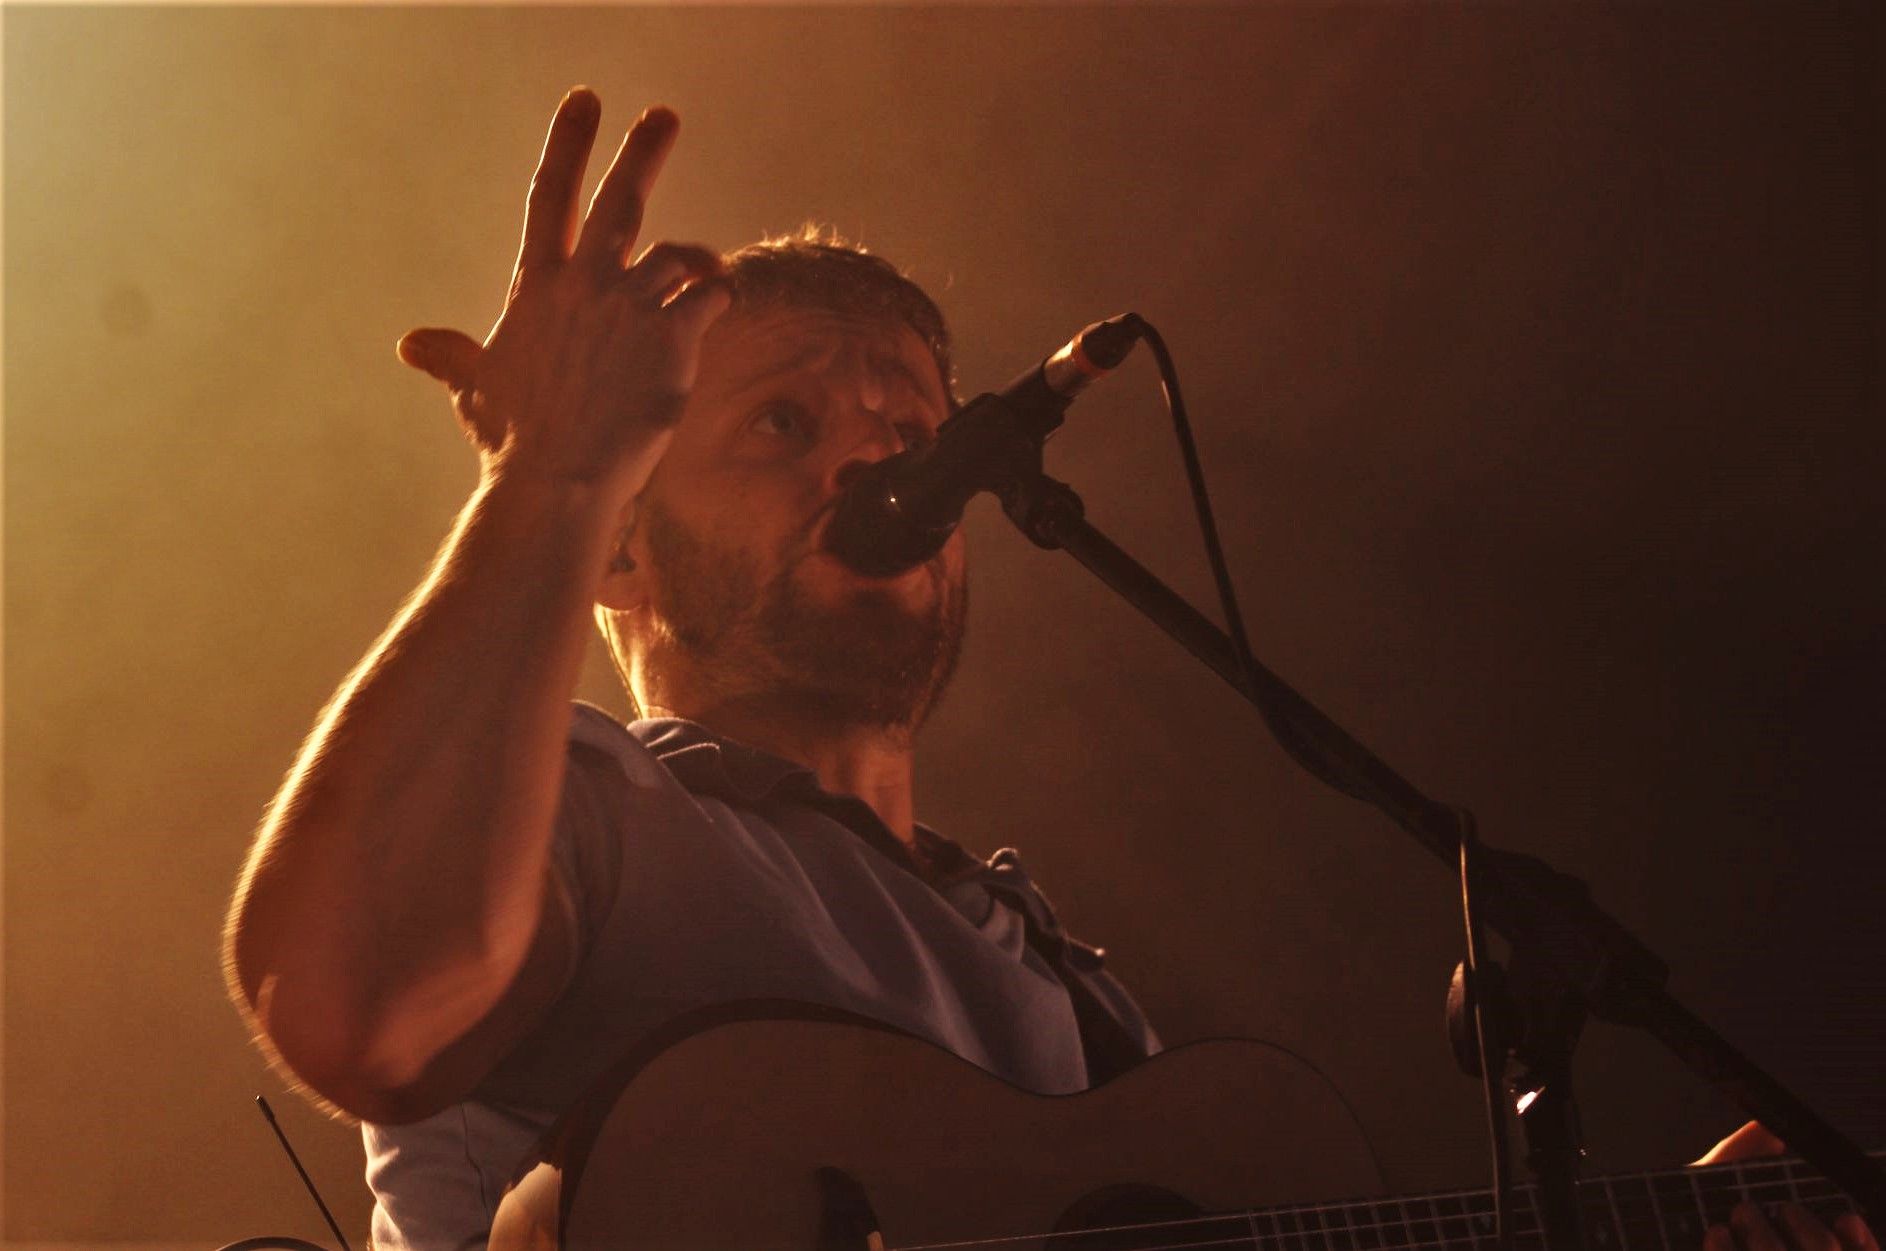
[899,1153,1880,1251]
[1231,1153,1878,1251]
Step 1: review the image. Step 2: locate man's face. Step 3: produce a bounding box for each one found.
[625,302,967,731]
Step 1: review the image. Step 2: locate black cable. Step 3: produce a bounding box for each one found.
[1132,315,1380,805]
[1129,318,1255,677]
[1133,315,1513,1247]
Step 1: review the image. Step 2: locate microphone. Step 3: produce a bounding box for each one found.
[823,314,1143,578]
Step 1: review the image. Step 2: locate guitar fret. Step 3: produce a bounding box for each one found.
[1620,1172,1676,1251]
[1352,1200,1389,1251]
[1295,1204,1322,1251]
[1624,1171,1672,1251]
[1744,1161,1797,1206]
[1282,1203,1309,1251]
[1595,1174,1628,1251]
[1523,1184,1549,1251]
[1462,1186,1498,1251]
[1213,1211,1265,1250]
[1357,1200,1384,1251]
[1207,1150,1882,1251]
[1574,1177,1606,1250]
[1432,1191,1473,1251]
[1252,1207,1283,1251]
[1778,1163,1852,1225]
[1408,1194,1443,1251]
[1304,1202,1331,1251]
[1731,1162,1755,1212]
[1781,1158,1804,1206]
[1311,1204,1337,1251]
[1394,1198,1420,1251]
[1343,1203,1365,1251]
[1327,1207,1357,1251]
[1693,1163,1741,1227]
[1328,1199,1360,1251]
[1649,1167,1707,1251]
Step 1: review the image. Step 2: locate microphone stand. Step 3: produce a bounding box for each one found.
[989,455,1886,1237]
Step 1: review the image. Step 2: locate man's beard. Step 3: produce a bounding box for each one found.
[640,499,966,732]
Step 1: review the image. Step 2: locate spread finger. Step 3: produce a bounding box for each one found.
[622,241,725,305]
[1734,1202,1786,1251]
[1777,1205,1840,1251]
[660,274,733,338]
[1834,1213,1879,1251]
[515,88,601,278]
[573,106,680,271]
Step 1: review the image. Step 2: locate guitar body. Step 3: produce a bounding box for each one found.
[490,1003,1380,1251]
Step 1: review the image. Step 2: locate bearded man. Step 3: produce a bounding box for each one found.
[224,89,1874,1251]
[223,90,1158,1250]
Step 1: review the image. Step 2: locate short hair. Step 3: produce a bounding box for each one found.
[722,225,957,407]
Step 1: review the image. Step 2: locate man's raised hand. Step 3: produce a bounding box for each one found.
[396,88,731,502]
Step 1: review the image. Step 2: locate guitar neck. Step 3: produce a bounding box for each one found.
[1243,1153,1883,1251]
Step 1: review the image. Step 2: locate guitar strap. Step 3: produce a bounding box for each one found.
[902,827,1152,1086]
[761,770,1155,1088]
[1015,911,1153,1087]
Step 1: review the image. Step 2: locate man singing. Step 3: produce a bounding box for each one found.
[223,88,1157,1249]
[225,89,1874,1251]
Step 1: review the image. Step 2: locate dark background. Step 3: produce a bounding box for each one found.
[5,5,1880,1244]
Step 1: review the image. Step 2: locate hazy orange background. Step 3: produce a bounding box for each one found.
[5,5,1880,1246]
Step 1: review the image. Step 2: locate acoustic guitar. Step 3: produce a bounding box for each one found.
[489,1003,1866,1251]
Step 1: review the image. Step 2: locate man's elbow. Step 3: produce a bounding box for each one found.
[244,982,476,1125]
[223,933,473,1125]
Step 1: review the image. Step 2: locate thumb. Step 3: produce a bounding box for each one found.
[396,327,482,392]
[1692,1120,1787,1166]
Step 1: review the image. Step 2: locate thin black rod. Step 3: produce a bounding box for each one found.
[1459,818,1515,1251]
[1038,507,1461,858]
[256,1095,354,1251]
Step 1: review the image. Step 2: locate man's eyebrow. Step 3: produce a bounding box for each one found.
[726,342,828,397]
[724,342,942,412]
[868,354,938,411]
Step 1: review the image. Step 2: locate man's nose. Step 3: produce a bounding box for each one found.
[827,408,907,493]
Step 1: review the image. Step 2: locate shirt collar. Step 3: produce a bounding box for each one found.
[623,715,1102,968]
[628,716,982,888]
[630,717,814,804]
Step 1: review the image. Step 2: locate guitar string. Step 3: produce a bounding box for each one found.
[886,1182,1855,1251]
[889,1193,1860,1251]
[892,1212,1867,1251]
[882,1170,1857,1251]
[890,1207,1863,1251]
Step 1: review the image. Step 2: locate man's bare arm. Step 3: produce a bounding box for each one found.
[222,89,729,1123]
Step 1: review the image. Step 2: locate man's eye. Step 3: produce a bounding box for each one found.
[751,403,813,439]
[897,423,936,452]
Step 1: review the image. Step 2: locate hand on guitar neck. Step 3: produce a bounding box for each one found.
[1696,1122,1878,1251]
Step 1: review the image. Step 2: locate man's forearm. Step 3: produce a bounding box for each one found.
[223,89,729,1119]
[224,469,619,1107]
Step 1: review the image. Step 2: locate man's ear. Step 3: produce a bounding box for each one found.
[595,498,648,612]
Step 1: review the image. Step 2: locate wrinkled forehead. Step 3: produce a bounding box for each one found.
[695,304,951,413]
